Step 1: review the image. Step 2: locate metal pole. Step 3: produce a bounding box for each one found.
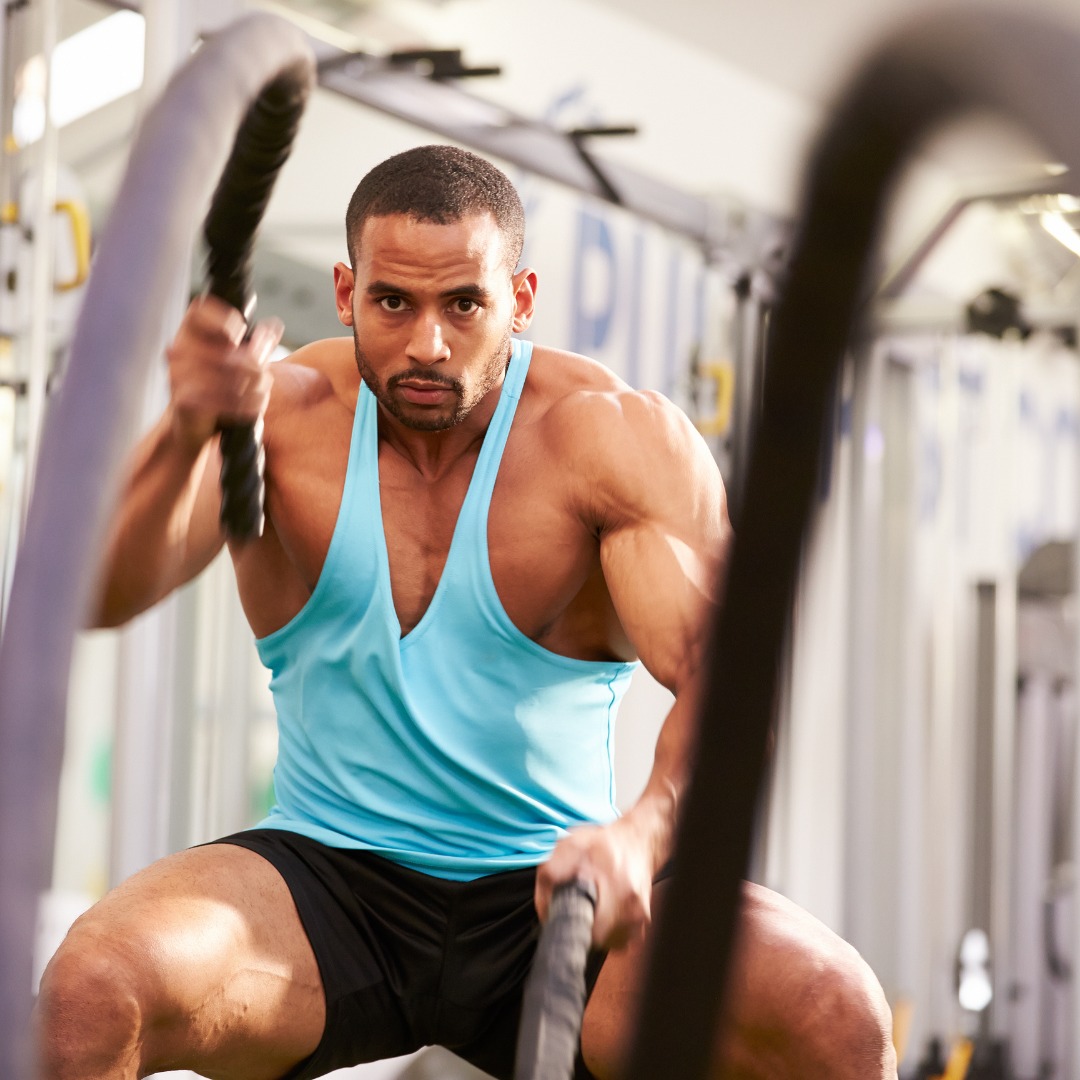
[0,0,19,629]
[19,0,58,516]
[1070,467,1080,1076]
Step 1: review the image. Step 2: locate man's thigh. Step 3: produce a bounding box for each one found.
[580,880,896,1080]
[38,841,324,1080]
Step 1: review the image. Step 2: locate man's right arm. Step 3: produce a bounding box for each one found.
[90,296,281,628]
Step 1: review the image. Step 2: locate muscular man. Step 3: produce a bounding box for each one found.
[37,145,896,1080]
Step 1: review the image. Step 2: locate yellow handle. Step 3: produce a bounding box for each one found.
[941,1038,973,1080]
[54,199,91,291]
[890,997,914,1066]
[695,360,735,437]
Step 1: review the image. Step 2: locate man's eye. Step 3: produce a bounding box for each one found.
[453,298,479,314]
[379,296,406,311]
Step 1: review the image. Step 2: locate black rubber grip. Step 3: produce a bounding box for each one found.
[514,880,597,1080]
[204,63,311,540]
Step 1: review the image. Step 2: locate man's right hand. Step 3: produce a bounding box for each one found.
[166,295,283,453]
[89,298,283,627]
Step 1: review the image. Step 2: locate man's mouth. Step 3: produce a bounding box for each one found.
[390,373,460,405]
[398,384,451,404]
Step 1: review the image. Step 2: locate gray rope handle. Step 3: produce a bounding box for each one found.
[0,15,314,1075]
[515,879,597,1080]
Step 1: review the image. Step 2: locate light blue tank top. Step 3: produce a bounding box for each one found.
[254,339,637,880]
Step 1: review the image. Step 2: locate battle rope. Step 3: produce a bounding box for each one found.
[0,14,313,1074]
[628,9,1080,1078]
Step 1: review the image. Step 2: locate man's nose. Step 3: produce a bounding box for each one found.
[407,314,450,366]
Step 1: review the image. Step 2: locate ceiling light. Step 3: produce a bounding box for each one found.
[13,10,145,146]
[1040,211,1080,259]
[52,11,145,126]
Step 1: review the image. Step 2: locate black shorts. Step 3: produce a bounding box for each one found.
[213,829,609,1080]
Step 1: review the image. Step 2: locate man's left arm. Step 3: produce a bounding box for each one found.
[536,388,732,948]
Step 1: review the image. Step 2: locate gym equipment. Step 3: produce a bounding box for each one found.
[204,69,308,540]
[0,14,314,1074]
[514,879,597,1080]
[10,4,1080,1078]
[627,8,1080,1078]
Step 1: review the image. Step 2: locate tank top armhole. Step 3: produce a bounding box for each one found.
[256,382,375,650]
[467,339,638,673]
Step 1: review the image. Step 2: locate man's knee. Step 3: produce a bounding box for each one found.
[723,883,897,1079]
[582,881,898,1080]
[795,944,897,1079]
[36,922,149,1077]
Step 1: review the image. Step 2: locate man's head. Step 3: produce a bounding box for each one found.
[345,144,525,273]
[334,147,536,434]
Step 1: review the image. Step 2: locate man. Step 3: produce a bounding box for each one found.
[37,145,895,1080]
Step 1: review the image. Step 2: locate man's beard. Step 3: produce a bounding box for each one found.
[353,329,512,432]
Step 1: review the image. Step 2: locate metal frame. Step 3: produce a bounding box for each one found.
[101,0,723,253]
[878,172,1080,302]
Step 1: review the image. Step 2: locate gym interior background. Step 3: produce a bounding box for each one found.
[4,0,1080,1076]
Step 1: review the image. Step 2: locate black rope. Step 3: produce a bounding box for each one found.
[204,63,312,541]
[627,9,1080,1077]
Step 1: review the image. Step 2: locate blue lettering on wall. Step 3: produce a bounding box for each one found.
[570,206,617,355]
[625,229,645,386]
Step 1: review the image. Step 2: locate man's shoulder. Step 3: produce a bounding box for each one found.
[527,343,625,395]
[527,344,689,451]
[268,337,358,414]
[525,346,716,531]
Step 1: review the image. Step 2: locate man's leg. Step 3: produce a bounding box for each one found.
[580,880,897,1080]
[35,843,325,1080]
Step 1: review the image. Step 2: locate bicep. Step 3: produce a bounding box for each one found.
[597,405,730,692]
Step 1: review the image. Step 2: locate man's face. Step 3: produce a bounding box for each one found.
[334,212,535,432]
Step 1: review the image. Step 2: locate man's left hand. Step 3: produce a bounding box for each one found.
[536,819,657,949]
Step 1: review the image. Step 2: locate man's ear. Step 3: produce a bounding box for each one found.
[511,267,538,333]
[333,262,355,327]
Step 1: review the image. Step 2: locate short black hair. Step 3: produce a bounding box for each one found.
[345,145,525,270]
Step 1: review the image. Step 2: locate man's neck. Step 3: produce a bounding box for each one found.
[374,374,505,479]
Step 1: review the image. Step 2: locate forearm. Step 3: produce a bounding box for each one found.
[619,670,703,874]
[537,671,704,943]
[90,408,221,627]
